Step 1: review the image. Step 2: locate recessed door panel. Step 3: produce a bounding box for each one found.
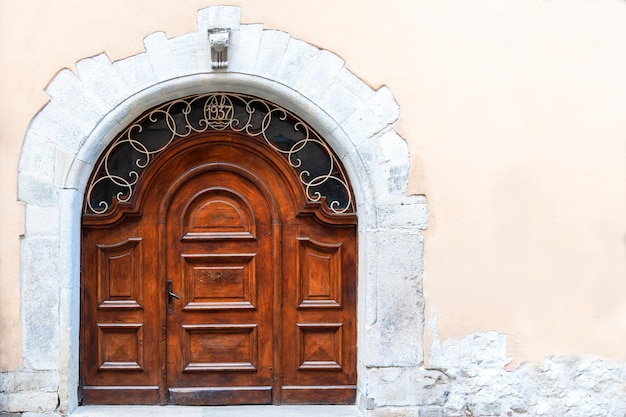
[297,323,343,370]
[182,324,258,371]
[97,323,144,371]
[96,238,143,309]
[181,254,257,310]
[297,237,343,309]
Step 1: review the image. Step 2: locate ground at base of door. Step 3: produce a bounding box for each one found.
[71,405,363,417]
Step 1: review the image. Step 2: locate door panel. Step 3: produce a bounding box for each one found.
[296,237,343,309]
[281,219,357,404]
[96,238,143,310]
[180,253,257,310]
[81,222,161,404]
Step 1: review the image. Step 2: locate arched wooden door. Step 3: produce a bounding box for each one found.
[80,131,357,405]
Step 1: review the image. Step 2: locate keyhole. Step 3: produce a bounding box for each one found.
[216,272,222,278]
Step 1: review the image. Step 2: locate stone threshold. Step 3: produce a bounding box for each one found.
[70,405,363,417]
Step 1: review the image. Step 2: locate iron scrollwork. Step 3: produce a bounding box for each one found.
[85,93,354,215]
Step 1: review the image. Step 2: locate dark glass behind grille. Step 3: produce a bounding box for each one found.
[87,94,351,214]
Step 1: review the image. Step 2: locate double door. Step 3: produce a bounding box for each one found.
[80,137,357,405]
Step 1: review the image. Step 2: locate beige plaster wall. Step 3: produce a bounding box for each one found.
[1,0,625,371]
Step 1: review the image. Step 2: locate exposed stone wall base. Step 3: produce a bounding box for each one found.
[354,332,626,417]
[422,331,626,417]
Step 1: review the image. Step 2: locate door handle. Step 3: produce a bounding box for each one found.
[168,280,180,312]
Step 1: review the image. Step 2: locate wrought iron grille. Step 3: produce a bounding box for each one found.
[85,93,354,215]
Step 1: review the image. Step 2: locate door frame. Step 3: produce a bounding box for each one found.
[17,6,428,414]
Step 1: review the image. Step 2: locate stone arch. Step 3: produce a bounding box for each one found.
[17,5,428,414]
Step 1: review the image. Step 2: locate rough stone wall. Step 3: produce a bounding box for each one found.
[366,331,626,417]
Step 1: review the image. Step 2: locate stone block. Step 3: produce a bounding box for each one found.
[168,31,201,52]
[10,372,59,392]
[24,205,59,236]
[377,227,423,290]
[53,147,74,189]
[419,407,443,417]
[339,67,376,102]
[197,5,241,35]
[365,230,424,367]
[18,171,59,206]
[228,24,264,74]
[27,100,90,156]
[360,228,379,327]
[276,37,321,88]
[467,401,501,416]
[114,52,158,95]
[45,68,104,130]
[255,30,291,80]
[18,133,55,184]
[143,32,179,81]
[57,290,79,413]
[63,157,92,192]
[0,374,12,392]
[343,146,378,206]
[298,50,345,103]
[19,129,51,175]
[366,367,414,406]
[129,78,181,111]
[2,391,58,413]
[73,113,124,167]
[376,198,429,230]
[58,190,81,288]
[412,369,450,407]
[168,32,210,76]
[21,237,61,370]
[76,53,128,110]
[344,86,399,146]
[320,69,369,124]
[370,129,411,195]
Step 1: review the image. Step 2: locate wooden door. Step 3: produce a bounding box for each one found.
[80,133,357,405]
[164,169,275,404]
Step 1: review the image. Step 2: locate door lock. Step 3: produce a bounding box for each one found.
[168,280,180,312]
